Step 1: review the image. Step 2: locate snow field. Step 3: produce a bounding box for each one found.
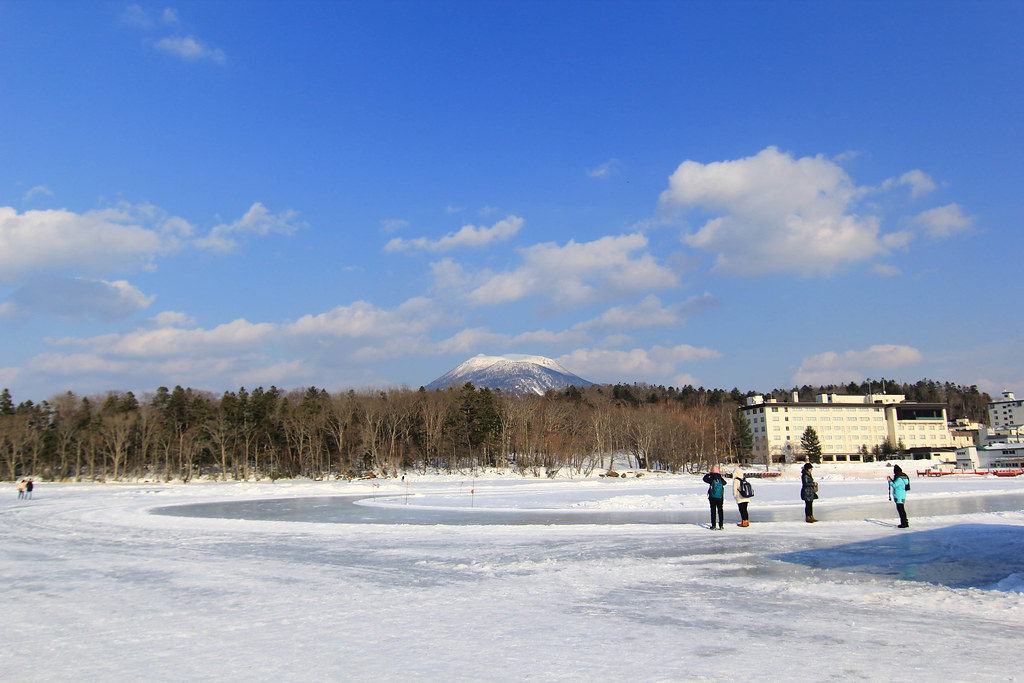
[2,467,1023,682]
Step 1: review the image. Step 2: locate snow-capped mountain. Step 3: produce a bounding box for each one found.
[424,354,595,395]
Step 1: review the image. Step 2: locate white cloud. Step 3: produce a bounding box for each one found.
[466,233,678,306]
[194,203,302,252]
[434,328,511,355]
[793,344,924,385]
[154,35,226,63]
[124,6,224,63]
[881,230,914,250]
[12,297,446,395]
[25,351,243,387]
[872,264,902,277]
[0,206,164,284]
[509,328,586,347]
[55,318,277,358]
[385,215,522,252]
[23,185,53,202]
[586,159,619,179]
[0,202,295,283]
[234,359,316,387]
[380,218,409,234]
[428,258,474,293]
[149,311,196,328]
[4,276,155,321]
[0,366,19,387]
[660,146,889,277]
[557,344,720,384]
[576,295,690,331]
[883,169,937,199]
[121,4,153,27]
[353,336,433,363]
[671,373,702,387]
[161,8,180,25]
[0,301,19,321]
[910,203,974,239]
[285,298,441,339]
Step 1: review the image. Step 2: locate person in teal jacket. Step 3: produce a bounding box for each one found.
[888,464,910,528]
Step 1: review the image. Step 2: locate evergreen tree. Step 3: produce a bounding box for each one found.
[801,426,822,464]
[732,413,754,464]
[0,388,14,415]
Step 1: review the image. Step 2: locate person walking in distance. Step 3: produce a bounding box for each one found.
[801,463,818,523]
[703,465,727,530]
[888,465,911,528]
[733,467,752,527]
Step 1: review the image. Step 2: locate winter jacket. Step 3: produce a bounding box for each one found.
[800,468,818,502]
[889,474,909,504]
[703,472,727,500]
[732,468,752,504]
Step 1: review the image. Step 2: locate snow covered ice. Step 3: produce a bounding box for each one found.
[2,464,1023,682]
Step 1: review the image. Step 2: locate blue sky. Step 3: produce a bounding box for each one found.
[1,0,1022,402]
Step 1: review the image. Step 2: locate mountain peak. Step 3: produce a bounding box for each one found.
[425,354,595,395]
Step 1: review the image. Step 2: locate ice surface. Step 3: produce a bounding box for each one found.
[778,524,1024,589]
[3,468,1024,682]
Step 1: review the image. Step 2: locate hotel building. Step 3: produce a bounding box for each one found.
[987,391,1023,441]
[739,392,951,463]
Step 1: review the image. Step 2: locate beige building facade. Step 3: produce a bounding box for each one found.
[740,392,951,463]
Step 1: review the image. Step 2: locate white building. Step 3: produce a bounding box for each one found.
[949,418,983,448]
[986,391,1023,443]
[739,392,951,463]
[956,442,1024,470]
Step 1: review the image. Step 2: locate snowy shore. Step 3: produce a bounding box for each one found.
[3,463,1023,682]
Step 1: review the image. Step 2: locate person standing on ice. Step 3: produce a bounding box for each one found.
[801,463,818,523]
[703,466,727,530]
[732,467,752,527]
[888,465,910,528]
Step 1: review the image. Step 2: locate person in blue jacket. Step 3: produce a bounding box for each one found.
[702,465,727,530]
[888,465,910,528]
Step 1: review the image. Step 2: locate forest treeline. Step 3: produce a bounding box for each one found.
[0,378,991,482]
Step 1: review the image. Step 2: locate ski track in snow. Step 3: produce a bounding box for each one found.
[2,469,1023,682]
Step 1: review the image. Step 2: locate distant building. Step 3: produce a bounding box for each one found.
[949,417,983,448]
[956,442,1024,470]
[985,391,1023,443]
[739,392,951,464]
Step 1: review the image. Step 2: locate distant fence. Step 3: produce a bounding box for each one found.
[916,469,1023,477]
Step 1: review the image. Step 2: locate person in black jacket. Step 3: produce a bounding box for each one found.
[801,463,818,523]
[702,465,727,530]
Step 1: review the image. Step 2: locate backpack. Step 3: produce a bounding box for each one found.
[738,478,754,498]
[902,475,910,492]
[709,478,724,498]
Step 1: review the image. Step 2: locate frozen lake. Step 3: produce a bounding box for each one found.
[152,489,1024,526]
[147,480,1024,593]
[4,469,1024,682]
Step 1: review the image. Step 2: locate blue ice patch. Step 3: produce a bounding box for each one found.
[777,524,1024,591]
